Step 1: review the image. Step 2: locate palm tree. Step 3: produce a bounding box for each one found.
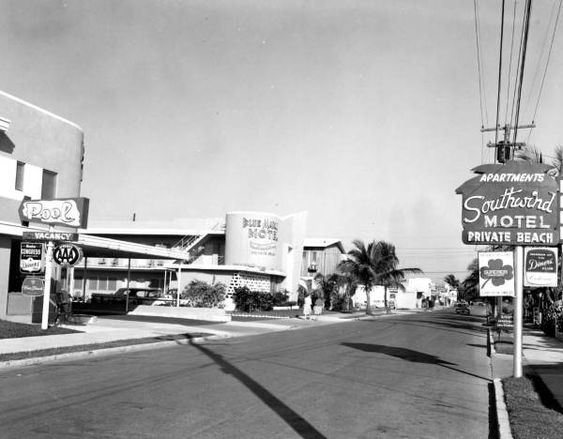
[443,274,460,291]
[338,239,422,315]
[313,273,337,309]
[460,258,479,302]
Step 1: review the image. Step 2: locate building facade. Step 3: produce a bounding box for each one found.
[76,211,309,302]
[0,91,84,322]
[0,91,187,323]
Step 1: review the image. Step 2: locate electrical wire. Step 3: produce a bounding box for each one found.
[495,0,507,146]
[474,0,489,129]
[504,0,519,127]
[527,0,563,144]
[524,0,557,113]
[509,1,527,132]
[512,0,533,145]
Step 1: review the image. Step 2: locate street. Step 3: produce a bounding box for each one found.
[0,311,493,438]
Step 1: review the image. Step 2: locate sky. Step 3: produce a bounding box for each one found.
[1,0,563,283]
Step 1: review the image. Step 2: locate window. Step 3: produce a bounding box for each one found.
[41,169,57,199]
[98,277,108,291]
[15,162,25,191]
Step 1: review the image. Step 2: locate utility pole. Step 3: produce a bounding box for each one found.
[481,123,535,163]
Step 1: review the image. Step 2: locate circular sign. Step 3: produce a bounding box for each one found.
[22,276,45,296]
[53,244,83,267]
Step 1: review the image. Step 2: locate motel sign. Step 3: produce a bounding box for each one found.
[456,161,559,246]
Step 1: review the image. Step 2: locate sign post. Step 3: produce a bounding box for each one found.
[514,246,524,377]
[41,227,55,330]
[457,161,559,378]
[18,197,89,330]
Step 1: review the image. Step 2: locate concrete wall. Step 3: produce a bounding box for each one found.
[279,211,307,299]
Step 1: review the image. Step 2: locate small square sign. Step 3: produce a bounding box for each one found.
[524,247,558,287]
[20,242,44,274]
[478,251,515,297]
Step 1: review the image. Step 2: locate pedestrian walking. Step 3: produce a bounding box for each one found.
[313,297,324,320]
[303,293,312,320]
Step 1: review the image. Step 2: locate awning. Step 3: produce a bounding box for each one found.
[1,221,190,261]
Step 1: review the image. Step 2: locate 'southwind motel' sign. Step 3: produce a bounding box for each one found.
[456,161,559,246]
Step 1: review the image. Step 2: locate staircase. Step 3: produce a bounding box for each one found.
[172,221,225,262]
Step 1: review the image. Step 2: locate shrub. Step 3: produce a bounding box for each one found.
[272,291,289,306]
[181,280,225,308]
[541,304,561,337]
[233,287,289,312]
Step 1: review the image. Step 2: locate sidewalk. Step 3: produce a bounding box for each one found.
[0,310,386,369]
[491,326,563,411]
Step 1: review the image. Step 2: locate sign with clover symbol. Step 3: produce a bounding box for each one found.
[478,251,515,297]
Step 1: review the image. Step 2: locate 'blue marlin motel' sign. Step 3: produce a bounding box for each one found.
[456,160,559,246]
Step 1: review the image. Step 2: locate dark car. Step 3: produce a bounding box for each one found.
[91,288,162,303]
[455,303,470,315]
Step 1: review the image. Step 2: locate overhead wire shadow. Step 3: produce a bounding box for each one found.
[189,340,327,439]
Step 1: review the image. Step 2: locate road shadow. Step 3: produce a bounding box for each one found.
[342,343,456,366]
[343,342,490,382]
[190,340,327,439]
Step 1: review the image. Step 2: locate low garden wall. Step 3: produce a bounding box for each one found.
[128,305,231,322]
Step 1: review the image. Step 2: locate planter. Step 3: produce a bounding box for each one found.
[129,305,231,322]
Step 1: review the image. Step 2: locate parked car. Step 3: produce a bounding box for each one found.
[91,288,163,304]
[468,301,491,317]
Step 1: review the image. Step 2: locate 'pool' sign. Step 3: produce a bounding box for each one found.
[19,198,90,228]
[456,161,559,246]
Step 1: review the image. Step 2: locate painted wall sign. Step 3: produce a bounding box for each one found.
[224,212,282,270]
[456,161,559,246]
[22,231,79,242]
[20,242,44,273]
[53,243,83,267]
[19,197,89,228]
[524,247,558,287]
[478,251,515,297]
[21,276,45,297]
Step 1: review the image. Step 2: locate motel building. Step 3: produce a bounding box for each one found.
[0,90,347,323]
[70,215,351,308]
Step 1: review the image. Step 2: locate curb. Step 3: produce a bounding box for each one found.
[488,328,513,439]
[494,378,514,439]
[0,333,226,370]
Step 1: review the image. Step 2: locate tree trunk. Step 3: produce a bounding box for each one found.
[384,286,389,314]
[365,289,372,315]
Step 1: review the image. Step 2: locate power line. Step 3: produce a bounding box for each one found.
[512,0,533,145]
[495,0,507,146]
[504,0,518,127]
[528,0,563,133]
[509,1,527,131]
[474,0,489,128]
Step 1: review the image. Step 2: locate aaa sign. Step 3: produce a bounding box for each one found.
[53,244,83,267]
[456,161,559,246]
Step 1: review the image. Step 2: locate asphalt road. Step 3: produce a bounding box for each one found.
[0,310,493,438]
